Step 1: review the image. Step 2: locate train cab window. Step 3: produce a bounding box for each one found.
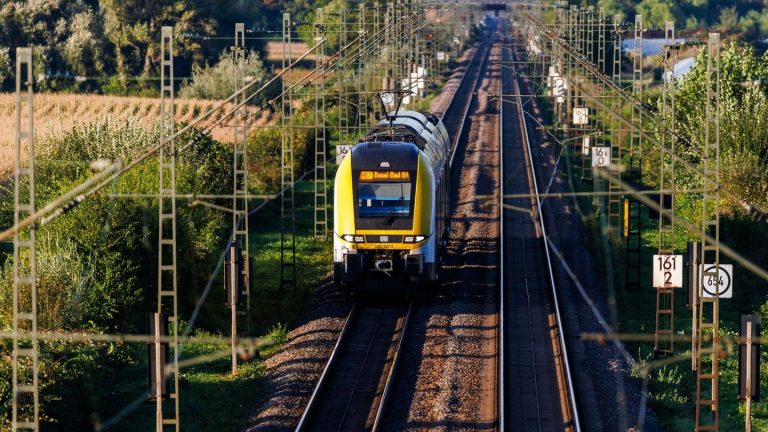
[357,183,412,219]
[353,170,416,229]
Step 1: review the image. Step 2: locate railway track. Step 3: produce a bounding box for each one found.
[294,298,413,432]
[296,26,496,432]
[499,21,580,432]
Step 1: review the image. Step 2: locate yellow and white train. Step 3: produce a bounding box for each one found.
[333,110,451,288]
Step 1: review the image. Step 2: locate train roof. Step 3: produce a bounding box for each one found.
[356,110,450,178]
[363,110,449,151]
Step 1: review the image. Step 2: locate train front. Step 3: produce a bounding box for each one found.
[333,141,436,288]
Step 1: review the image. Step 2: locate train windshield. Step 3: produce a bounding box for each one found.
[354,170,416,229]
[357,183,411,219]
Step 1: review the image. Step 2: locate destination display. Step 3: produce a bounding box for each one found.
[358,171,411,182]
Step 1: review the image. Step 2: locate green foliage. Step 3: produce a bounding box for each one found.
[669,42,768,213]
[246,123,315,194]
[267,322,289,344]
[636,0,680,29]
[0,0,288,92]
[597,0,768,41]
[0,234,94,331]
[179,48,268,100]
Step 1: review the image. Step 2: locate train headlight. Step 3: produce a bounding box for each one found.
[341,234,365,243]
[403,235,427,243]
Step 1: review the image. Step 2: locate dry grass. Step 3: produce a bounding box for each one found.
[0,92,277,176]
[265,41,319,62]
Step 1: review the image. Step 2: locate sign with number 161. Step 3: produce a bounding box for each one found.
[653,255,683,288]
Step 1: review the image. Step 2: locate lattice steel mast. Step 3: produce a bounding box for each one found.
[654,21,677,356]
[695,32,722,432]
[624,15,643,291]
[314,9,329,239]
[156,25,180,431]
[607,14,623,235]
[280,13,297,291]
[12,46,39,432]
[233,22,250,312]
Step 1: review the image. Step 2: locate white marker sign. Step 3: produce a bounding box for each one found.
[653,255,683,288]
[700,264,733,298]
[582,136,591,156]
[336,145,353,165]
[591,147,610,167]
[573,107,589,125]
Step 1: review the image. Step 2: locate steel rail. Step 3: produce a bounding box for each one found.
[446,31,495,171]
[509,50,582,431]
[293,300,412,432]
[499,27,506,432]
[498,24,506,432]
[293,302,359,431]
[370,299,414,431]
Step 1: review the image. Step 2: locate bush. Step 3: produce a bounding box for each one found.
[179,48,268,101]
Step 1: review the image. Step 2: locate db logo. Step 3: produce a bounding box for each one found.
[380,236,389,242]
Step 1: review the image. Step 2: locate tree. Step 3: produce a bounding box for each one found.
[636,0,680,29]
[99,0,215,82]
[670,42,768,213]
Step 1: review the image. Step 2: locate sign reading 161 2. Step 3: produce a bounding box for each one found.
[652,255,683,288]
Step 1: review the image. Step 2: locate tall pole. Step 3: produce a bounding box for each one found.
[231,22,249,373]
[157,25,180,431]
[12,46,39,432]
[654,21,677,357]
[607,14,623,235]
[358,3,368,132]
[280,13,297,291]
[624,15,643,291]
[695,32,721,432]
[314,9,328,239]
[338,6,349,137]
[746,321,753,432]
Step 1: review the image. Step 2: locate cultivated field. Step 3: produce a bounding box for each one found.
[0,93,277,176]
